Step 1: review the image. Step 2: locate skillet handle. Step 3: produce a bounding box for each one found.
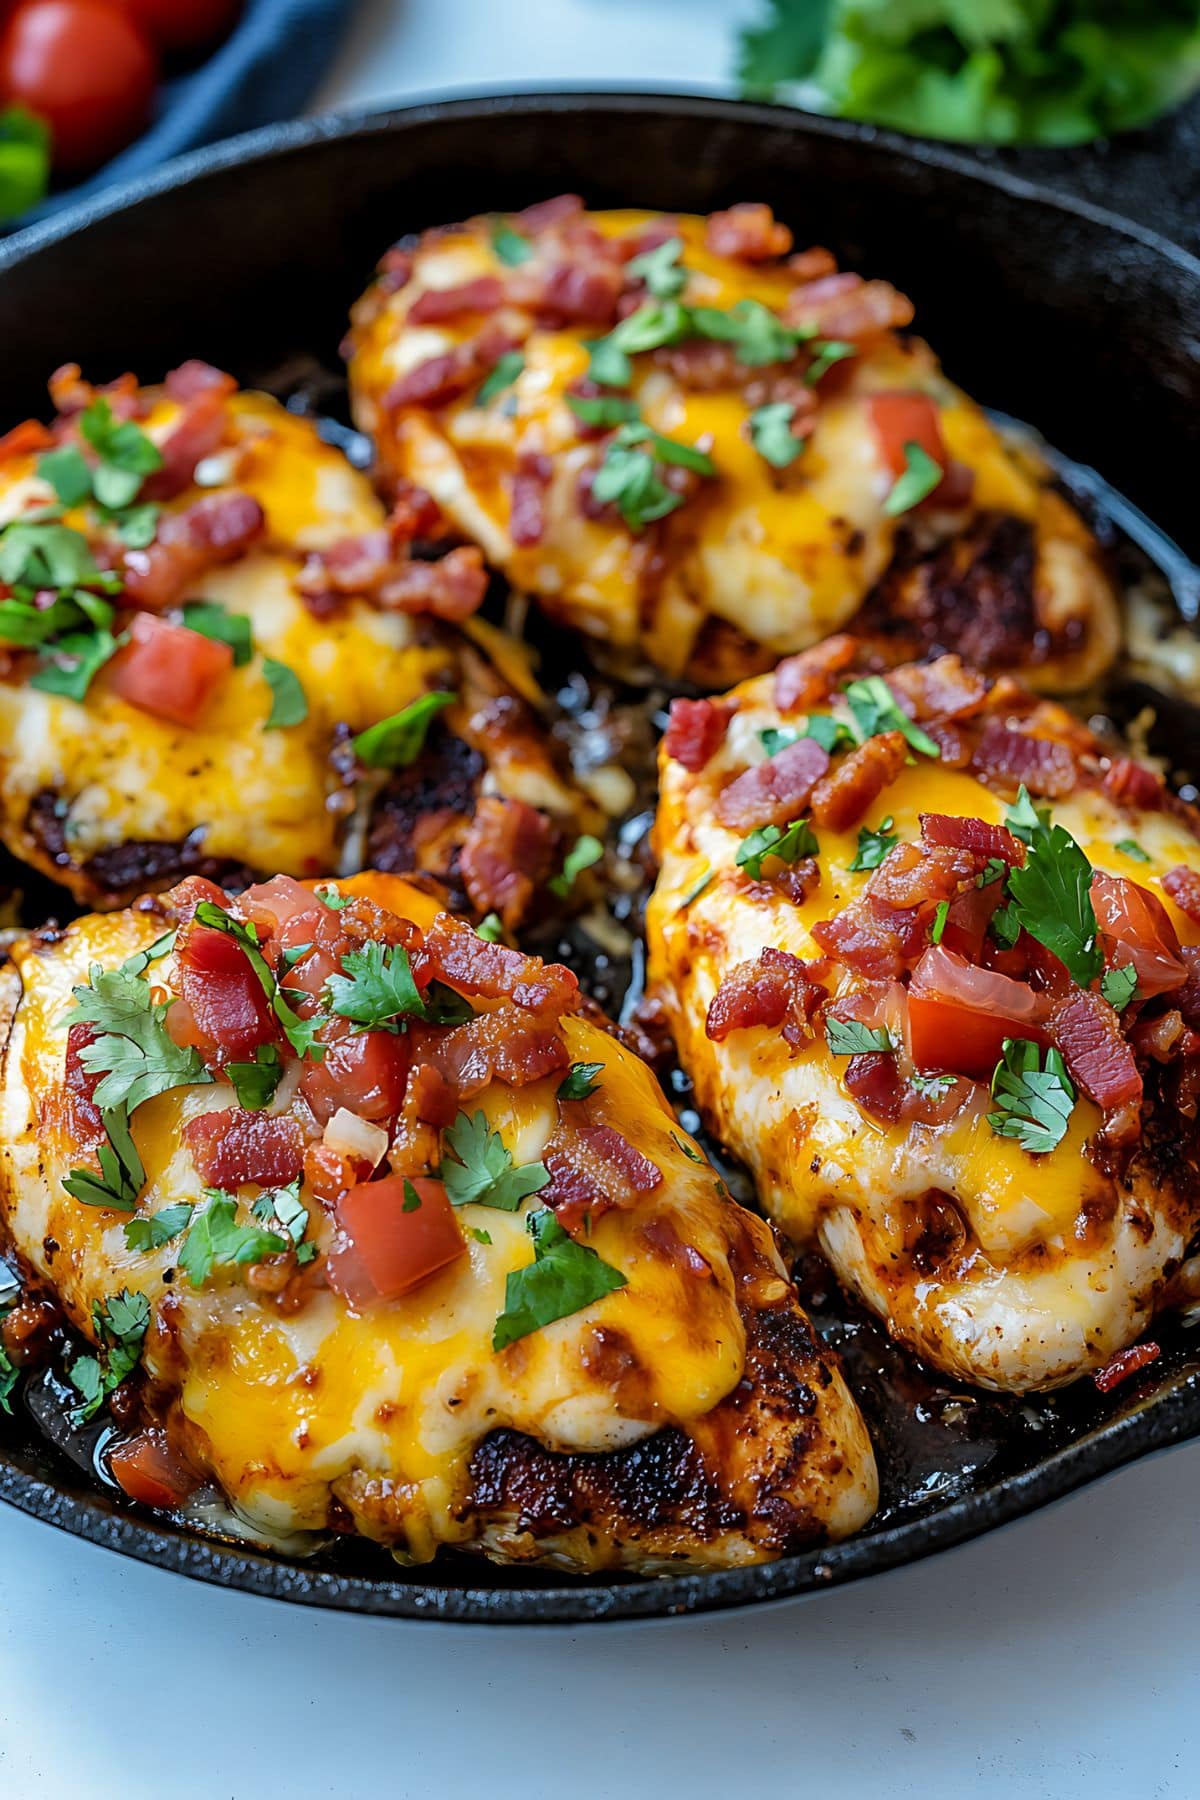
[958,95,1200,259]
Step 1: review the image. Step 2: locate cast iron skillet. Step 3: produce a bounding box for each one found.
[0,90,1199,1625]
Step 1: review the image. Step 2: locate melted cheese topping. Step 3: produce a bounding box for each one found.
[348,208,1116,683]
[649,672,1200,1389]
[0,874,876,1558]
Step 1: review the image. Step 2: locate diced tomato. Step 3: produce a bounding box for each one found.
[108,1429,196,1510]
[1091,872,1187,1000]
[106,611,232,728]
[327,1175,464,1306]
[299,1027,410,1125]
[906,946,1050,1079]
[867,390,946,488]
[174,921,275,1062]
[64,1021,104,1147]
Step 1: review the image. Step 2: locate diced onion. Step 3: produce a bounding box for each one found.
[323,1108,388,1169]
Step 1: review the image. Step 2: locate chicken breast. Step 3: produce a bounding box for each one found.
[346,197,1119,690]
[648,638,1200,1392]
[0,871,876,1572]
[0,364,590,925]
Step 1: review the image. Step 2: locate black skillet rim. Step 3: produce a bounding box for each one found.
[0,87,1198,1624]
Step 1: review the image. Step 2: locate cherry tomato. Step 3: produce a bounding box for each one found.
[906,946,1050,1079]
[106,611,232,727]
[0,2,157,173]
[328,1176,465,1307]
[1091,872,1187,999]
[108,1429,196,1510]
[110,0,241,55]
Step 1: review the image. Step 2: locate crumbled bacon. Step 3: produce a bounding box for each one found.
[705,946,827,1047]
[388,481,444,543]
[142,385,234,502]
[48,363,141,421]
[0,418,52,460]
[716,736,829,831]
[787,246,838,283]
[773,634,859,713]
[510,451,552,548]
[459,795,556,928]
[888,655,990,722]
[1102,756,1162,811]
[663,696,731,773]
[785,273,914,342]
[810,730,907,832]
[121,492,266,608]
[1162,866,1200,924]
[184,1109,306,1188]
[705,204,792,262]
[165,360,237,402]
[653,339,741,392]
[407,1062,459,1129]
[543,1125,661,1232]
[867,840,977,911]
[812,895,925,979]
[385,323,519,411]
[1052,989,1142,1112]
[971,723,1076,797]
[421,914,578,1014]
[370,547,489,621]
[64,1023,105,1149]
[408,277,505,324]
[842,1053,966,1129]
[518,259,624,328]
[920,813,1023,865]
[542,1143,605,1232]
[1093,1342,1160,1394]
[429,1010,568,1093]
[514,194,584,234]
[581,1125,661,1192]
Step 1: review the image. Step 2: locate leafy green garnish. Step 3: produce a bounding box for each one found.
[805,338,857,384]
[440,1110,550,1212]
[930,898,950,945]
[77,399,163,510]
[671,1130,705,1162]
[1004,786,1051,846]
[1116,838,1151,864]
[1003,791,1103,987]
[476,913,505,944]
[748,401,806,468]
[1101,964,1140,1013]
[123,1203,194,1253]
[226,1043,283,1111]
[352,691,456,770]
[557,1062,603,1101]
[182,601,253,667]
[0,1265,19,1414]
[825,1016,895,1056]
[402,1181,422,1213]
[490,220,533,266]
[627,236,687,297]
[477,352,525,406]
[68,1289,150,1425]
[193,901,324,1061]
[689,297,802,366]
[977,856,1009,888]
[800,713,857,755]
[492,1209,626,1351]
[676,868,714,911]
[29,627,121,702]
[910,1070,956,1098]
[549,834,604,899]
[63,1103,145,1212]
[252,1179,316,1266]
[883,442,943,517]
[177,1192,287,1290]
[759,725,799,756]
[68,963,210,1114]
[736,816,818,880]
[591,421,717,532]
[262,659,307,730]
[0,106,49,225]
[848,814,897,873]
[844,674,940,759]
[988,1038,1076,1155]
[566,392,642,429]
[324,941,427,1033]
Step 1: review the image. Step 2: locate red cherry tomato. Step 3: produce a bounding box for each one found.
[0,2,157,173]
[106,611,232,727]
[906,946,1051,1080]
[328,1176,466,1307]
[110,0,241,55]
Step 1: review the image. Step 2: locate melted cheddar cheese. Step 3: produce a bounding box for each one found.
[649,670,1200,1392]
[348,207,1119,688]
[0,874,877,1568]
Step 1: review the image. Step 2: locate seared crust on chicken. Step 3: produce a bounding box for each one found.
[0,366,589,924]
[346,197,1119,690]
[648,641,1200,1391]
[0,871,876,1571]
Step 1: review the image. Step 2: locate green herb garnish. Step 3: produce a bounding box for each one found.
[988,1038,1076,1155]
[352,691,456,770]
[440,1110,551,1211]
[492,1209,626,1350]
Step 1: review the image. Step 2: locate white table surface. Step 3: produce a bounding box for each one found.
[2,5,1197,1795]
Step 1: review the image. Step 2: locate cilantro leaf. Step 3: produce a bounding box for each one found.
[252,1180,316,1265]
[676,868,713,912]
[825,1016,895,1056]
[226,1043,283,1111]
[63,1103,145,1212]
[690,297,800,366]
[991,900,1023,949]
[910,1070,956,1098]
[69,963,211,1113]
[591,422,716,533]
[476,913,505,944]
[324,941,427,1033]
[1004,814,1103,988]
[844,674,940,759]
[490,220,532,266]
[182,601,253,667]
[477,352,525,406]
[29,626,121,701]
[262,658,307,730]
[798,713,856,755]
[848,814,897,873]
[930,898,950,944]
[805,338,857,384]
[38,445,92,506]
[193,901,324,1061]
[988,1038,1076,1155]
[440,1110,550,1212]
[549,833,603,899]
[566,392,641,429]
[353,691,456,770]
[736,816,818,880]
[401,1180,422,1213]
[1116,838,1151,864]
[671,1130,704,1163]
[177,1192,287,1290]
[759,725,799,756]
[557,1062,603,1101]
[79,399,163,510]
[1004,785,1051,847]
[123,1203,194,1253]
[883,442,943,517]
[748,401,806,468]
[68,1287,150,1425]
[627,236,687,298]
[977,857,1009,888]
[1101,964,1140,1013]
[492,1208,627,1350]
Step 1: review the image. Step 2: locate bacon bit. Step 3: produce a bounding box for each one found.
[639,1215,712,1279]
[64,1023,105,1149]
[388,481,444,542]
[430,1010,568,1093]
[716,736,829,831]
[787,246,838,283]
[543,1125,661,1232]
[785,273,914,342]
[920,813,1023,865]
[385,324,519,412]
[653,338,741,392]
[515,194,584,234]
[122,492,266,608]
[1052,989,1142,1112]
[867,840,977,911]
[773,634,859,713]
[303,1140,364,1207]
[368,547,489,621]
[1103,756,1162,811]
[888,655,990,722]
[812,895,924,979]
[761,856,821,906]
[510,451,552,548]
[521,259,624,328]
[48,363,140,420]
[580,1124,662,1192]
[705,203,793,262]
[173,916,276,1064]
[542,1143,606,1232]
[663,696,731,773]
[409,277,505,324]
[705,946,827,1048]
[421,913,578,1014]
[971,723,1076,798]
[1163,866,1200,924]
[164,360,237,402]
[1129,1010,1186,1062]
[0,418,53,460]
[142,386,233,502]
[810,730,907,832]
[459,795,556,928]
[407,1062,459,1129]
[184,1109,306,1188]
[1093,1341,1160,1394]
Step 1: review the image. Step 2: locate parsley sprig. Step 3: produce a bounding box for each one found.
[492,1209,626,1351]
[848,815,898,873]
[68,1288,150,1425]
[440,1111,550,1211]
[736,816,818,880]
[177,1191,287,1290]
[591,422,716,533]
[68,961,211,1113]
[844,675,940,759]
[353,691,456,770]
[825,1017,896,1056]
[1002,787,1103,988]
[324,940,428,1034]
[988,1038,1076,1155]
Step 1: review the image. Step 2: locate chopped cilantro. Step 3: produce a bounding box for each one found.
[182,601,253,666]
[1003,796,1103,987]
[1116,838,1151,864]
[29,626,120,701]
[557,1062,603,1101]
[469,1227,493,1246]
[353,691,456,770]
[690,297,800,366]
[262,658,307,730]
[591,421,716,533]
[549,833,604,899]
[324,940,427,1033]
[930,898,950,944]
[798,713,856,755]
[476,913,505,944]
[440,1110,551,1212]
[748,401,806,468]
[910,1070,956,1098]
[401,1180,422,1213]
[676,868,713,911]
[990,900,1023,949]
[988,1038,1076,1155]
[68,962,210,1114]
[490,220,532,266]
[316,885,352,910]
[883,441,943,517]
[670,1131,704,1163]
[1101,964,1140,1012]
[736,816,818,880]
[566,392,641,429]
[1004,785,1051,847]
[177,1191,287,1290]
[63,1103,145,1212]
[825,1016,895,1056]
[68,1288,150,1425]
[492,1208,626,1350]
[627,236,687,297]
[977,857,1009,888]
[844,675,940,759]
[760,725,799,756]
[226,1043,283,1111]
[123,1202,194,1253]
[477,352,524,406]
[805,338,857,384]
[78,398,163,510]
[252,1180,316,1265]
[849,815,898,873]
